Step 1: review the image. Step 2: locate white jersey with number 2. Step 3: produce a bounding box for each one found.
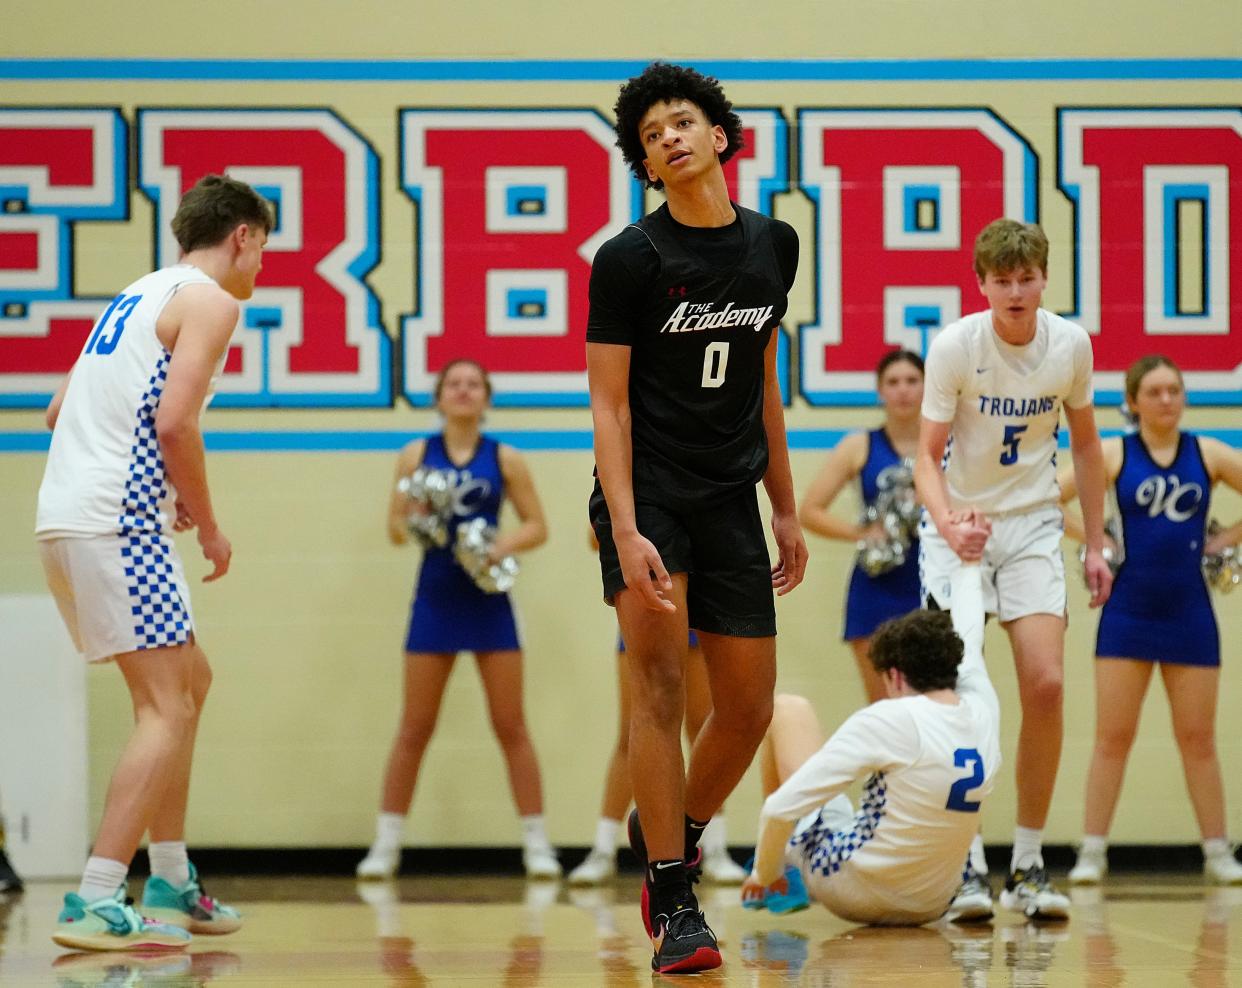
[921,308,1093,516]
[758,565,1001,925]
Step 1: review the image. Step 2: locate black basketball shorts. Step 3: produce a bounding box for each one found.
[588,480,775,638]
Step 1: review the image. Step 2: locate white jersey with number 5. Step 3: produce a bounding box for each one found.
[36,264,221,538]
[921,308,1093,515]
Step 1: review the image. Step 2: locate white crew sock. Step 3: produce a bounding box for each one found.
[592,817,621,857]
[701,815,727,854]
[79,856,129,903]
[1203,837,1232,860]
[148,841,190,887]
[1080,834,1108,856]
[1011,826,1044,872]
[374,812,406,852]
[520,814,551,852]
[968,834,988,876]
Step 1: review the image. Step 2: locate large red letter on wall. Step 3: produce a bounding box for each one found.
[139,109,388,406]
[798,109,1036,404]
[1060,108,1242,401]
[0,109,126,406]
[399,110,636,407]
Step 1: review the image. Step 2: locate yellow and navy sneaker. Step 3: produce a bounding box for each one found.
[52,891,190,952]
[141,864,241,935]
[1000,865,1070,921]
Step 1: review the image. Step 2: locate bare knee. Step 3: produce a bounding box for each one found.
[490,713,530,751]
[719,691,773,748]
[773,693,814,722]
[190,653,212,711]
[1094,724,1138,761]
[1175,725,1217,763]
[395,712,438,752]
[631,661,684,727]
[1023,671,1064,714]
[146,688,197,737]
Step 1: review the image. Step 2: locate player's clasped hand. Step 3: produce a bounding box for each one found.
[944,507,992,562]
[770,512,809,596]
[617,530,675,612]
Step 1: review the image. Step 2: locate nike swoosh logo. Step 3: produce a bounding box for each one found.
[655,861,680,870]
[975,367,988,374]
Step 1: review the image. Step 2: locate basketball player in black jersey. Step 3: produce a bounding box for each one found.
[586,62,807,975]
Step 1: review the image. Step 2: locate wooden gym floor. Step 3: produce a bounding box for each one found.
[1,873,1238,986]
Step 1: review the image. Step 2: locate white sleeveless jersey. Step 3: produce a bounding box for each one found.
[36,264,223,537]
[921,308,1094,515]
[759,566,1000,923]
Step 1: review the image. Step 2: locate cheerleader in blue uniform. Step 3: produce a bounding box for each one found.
[1060,355,1242,885]
[800,350,924,702]
[357,359,560,880]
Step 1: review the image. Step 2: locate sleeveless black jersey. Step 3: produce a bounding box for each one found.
[587,203,794,506]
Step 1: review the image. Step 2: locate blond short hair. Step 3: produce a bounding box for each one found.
[973,218,1049,278]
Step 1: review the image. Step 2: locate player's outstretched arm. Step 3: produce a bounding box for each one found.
[154,283,239,582]
[949,563,999,725]
[587,341,673,612]
[915,418,989,561]
[494,445,548,558]
[760,334,808,595]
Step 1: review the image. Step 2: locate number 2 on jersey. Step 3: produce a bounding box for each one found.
[999,423,1027,466]
[84,293,143,356]
[701,341,729,388]
[945,747,985,813]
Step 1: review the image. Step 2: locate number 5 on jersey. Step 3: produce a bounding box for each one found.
[701,341,729,388]
[999,423,1027,466]
[946,747,985,813]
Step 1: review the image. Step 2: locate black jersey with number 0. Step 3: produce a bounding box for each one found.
[587,203,796,506]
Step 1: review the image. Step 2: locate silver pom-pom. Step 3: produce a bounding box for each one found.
[855,460,919,577]
[396,466,455,548]
[453,517,520,594]
[1203,520,1240,595]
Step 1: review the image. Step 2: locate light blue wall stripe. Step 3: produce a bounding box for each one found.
[3,428,1240,454]
[2,59,1240,82]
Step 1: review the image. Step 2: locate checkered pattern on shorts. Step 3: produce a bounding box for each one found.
[791,771,888,876]
[118,352,171,534]
[122,532,191,649]
[117,351,188,650]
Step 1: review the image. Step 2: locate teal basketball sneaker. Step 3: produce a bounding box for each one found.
[53,890,191,952]
[141,863,242,935]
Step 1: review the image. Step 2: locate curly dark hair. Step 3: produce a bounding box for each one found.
[612,62,744,190]
[869,609,964,693]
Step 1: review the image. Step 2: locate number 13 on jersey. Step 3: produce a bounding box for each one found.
[84,293,144,357]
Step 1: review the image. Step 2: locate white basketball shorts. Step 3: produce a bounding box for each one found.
[38,532,195,663]
[918,503,1066,622]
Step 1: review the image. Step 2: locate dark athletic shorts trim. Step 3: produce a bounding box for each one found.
[588,481,775,638]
